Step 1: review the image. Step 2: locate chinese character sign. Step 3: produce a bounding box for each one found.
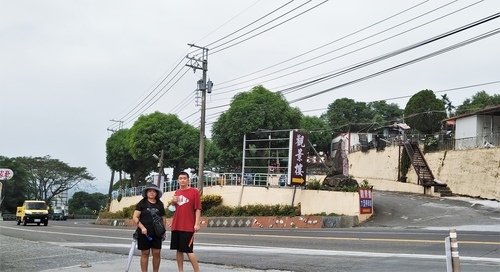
[290,130,309,186]
[359,188,373,214]
[0,168,14,180]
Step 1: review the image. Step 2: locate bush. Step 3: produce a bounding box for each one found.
[100,195,298,219]
[201,195,223,211]
[306,180,321,190]
[98,204,135,219]
[203,205,233,217]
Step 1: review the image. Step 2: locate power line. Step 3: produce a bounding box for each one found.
[211,0,328,55]
[214,0,431,87]
[204,0,295,48]
[214,0,480,95]
[289,25,500,104]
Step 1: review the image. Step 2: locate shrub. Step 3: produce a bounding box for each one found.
[306,180,321,190]
[201,195,223,211]
[204,205,233,217]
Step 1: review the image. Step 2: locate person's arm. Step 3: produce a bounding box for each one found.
[194,209,201,232]
[132,210,147,235]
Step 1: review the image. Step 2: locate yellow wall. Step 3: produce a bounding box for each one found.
[348,146,499,200]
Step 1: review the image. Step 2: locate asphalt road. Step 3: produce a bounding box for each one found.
[1,191,499,272]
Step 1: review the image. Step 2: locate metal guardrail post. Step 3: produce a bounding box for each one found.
[450,228,461,272]
[445,236,452,272]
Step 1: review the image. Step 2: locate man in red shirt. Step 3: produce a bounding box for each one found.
[170,171,201,272]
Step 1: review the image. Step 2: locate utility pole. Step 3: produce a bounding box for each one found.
[186,44,212,194]
[157,149,164,188]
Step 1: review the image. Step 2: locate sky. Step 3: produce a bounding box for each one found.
[1,0,499,194]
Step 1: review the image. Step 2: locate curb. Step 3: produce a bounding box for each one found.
[95,215,361,229]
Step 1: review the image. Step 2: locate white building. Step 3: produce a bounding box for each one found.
[444,105,500,149]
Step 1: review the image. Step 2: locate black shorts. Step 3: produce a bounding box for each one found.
[137,233,162,250]
[170,231,194,253]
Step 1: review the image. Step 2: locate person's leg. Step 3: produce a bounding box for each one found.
[140,249,150,272]
[151,248,161,272]
[187,252,200,272]
[176,251,185,272]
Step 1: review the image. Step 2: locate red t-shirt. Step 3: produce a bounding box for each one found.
[170,187,201,232]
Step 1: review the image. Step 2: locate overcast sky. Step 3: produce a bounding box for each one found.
[1,0,499,194]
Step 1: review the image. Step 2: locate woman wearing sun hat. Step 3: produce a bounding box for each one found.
[132,183,166,272]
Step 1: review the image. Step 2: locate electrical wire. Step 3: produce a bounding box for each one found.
[215,0,431,87]
[289,25,500,104]
[214,0,480,95]
[210,0,328,55]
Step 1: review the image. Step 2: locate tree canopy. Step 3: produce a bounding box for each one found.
[212,85,302,170]
[300,116,331,155]
[404,89,446,135]
[455,91,500,115]
[19,156,94,203]
[0,156,29,213]
[69,191,107,214]
[323,98,374,135]
[106,128,136,174]
[128,111,199,179]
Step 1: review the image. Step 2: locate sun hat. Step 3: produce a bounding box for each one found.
[142,183,163,198]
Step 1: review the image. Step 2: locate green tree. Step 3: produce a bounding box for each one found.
[367,100,403,124]
[404,89,446,135]
[106,129,135,174]
[300,116,331,155]
[0,156,29,213]
[69,191,107,214]
[15,156,94,204]
[212,85,302,170]
[456,91,500,115]
[441,94,455,118]
[205,139,223,172]
[128,111,199,179]
[323,98,373,135]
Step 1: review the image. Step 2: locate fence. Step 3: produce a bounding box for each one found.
[348,132,499,154]
[111,172,286,200]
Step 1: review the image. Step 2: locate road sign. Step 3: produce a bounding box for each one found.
[0,168,14,180]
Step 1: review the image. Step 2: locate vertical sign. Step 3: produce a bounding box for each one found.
[290,130,309,186]
[359,188,373,214]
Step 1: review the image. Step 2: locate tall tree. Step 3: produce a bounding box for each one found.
[367,100,403,124]
[300,116,331,155]
[106,129,135,174]
[456,91,500,115]
[441,94,455,118]
[323,98,373,135]
[0,156,29,213]
[69,191,107,214]
[16,156,94,204]
[128,111,199,178]
[212,85,302,170]
[404,89,446,135]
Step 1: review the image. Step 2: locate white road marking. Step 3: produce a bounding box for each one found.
[49,241,500,263]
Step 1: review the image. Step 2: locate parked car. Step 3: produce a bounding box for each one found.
[51,212,67,221]
[1,213,16,221]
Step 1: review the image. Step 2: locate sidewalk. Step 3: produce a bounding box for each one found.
[0,233,283,272]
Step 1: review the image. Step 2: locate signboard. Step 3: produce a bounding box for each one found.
[0,168,14,180]
[359,189,373,214]
[289,130,309,186]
